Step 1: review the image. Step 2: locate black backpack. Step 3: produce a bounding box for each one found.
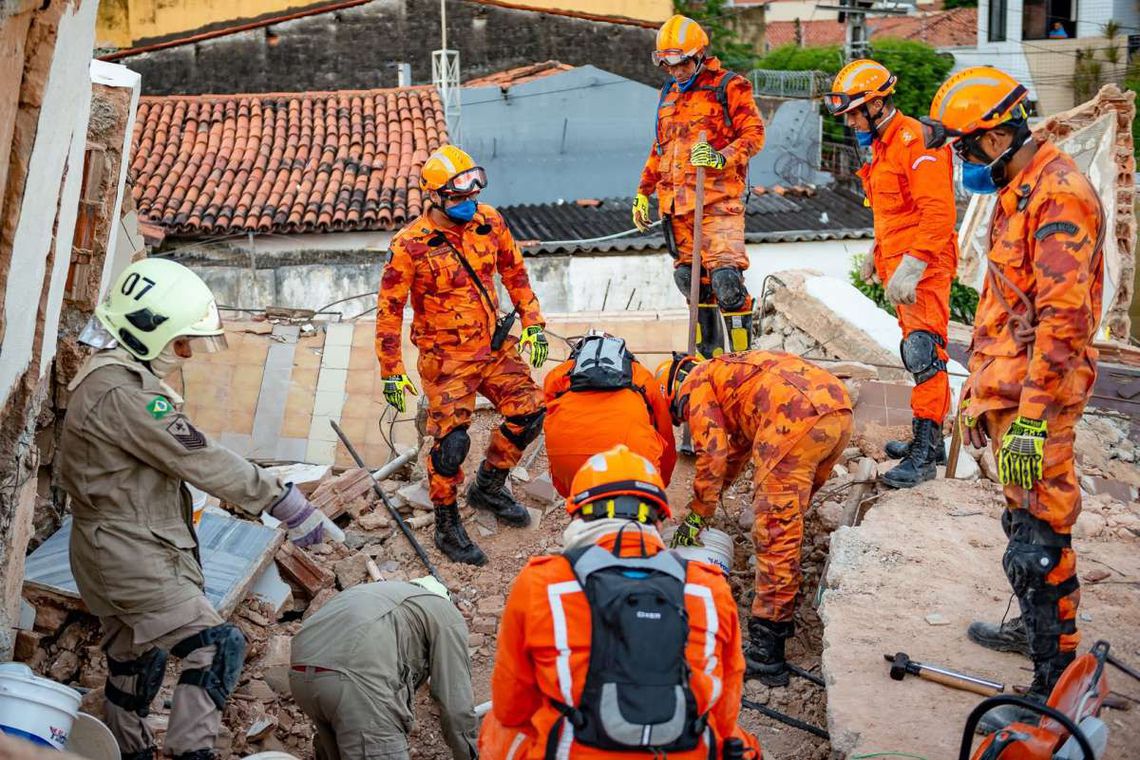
[551,539,705,752]
[568,335,635,392]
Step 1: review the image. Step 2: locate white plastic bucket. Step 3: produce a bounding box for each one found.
[662,526,734,574]
[0,663,81,749]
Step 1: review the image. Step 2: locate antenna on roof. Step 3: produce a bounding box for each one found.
[432,0,462,144]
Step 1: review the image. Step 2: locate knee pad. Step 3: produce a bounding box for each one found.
[431,427,471,477]
[710,267,749,312]
[1002,510,1079,658]
[673,267,712,303]
[900,330,947,385]
[501,408,545,450]
[171,623,247,710]
[105,647,169,717]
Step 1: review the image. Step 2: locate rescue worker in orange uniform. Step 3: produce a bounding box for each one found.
[479,445,762,760]
[922,67,1104,730]
[542,332,676,497]
[633,14,766,359]
[824,60,958,489]
[376,146,550,567]
[657,352,852,686]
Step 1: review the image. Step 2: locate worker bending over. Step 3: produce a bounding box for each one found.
[824,60,958,489]
[923,67,1104,730]
[658,352,852,686]
[543,331,676,497]
[376,145,549,566]
[634,14,765,358]
[480,445,762,760]
[290,578,477,760]
[59,259,325,760]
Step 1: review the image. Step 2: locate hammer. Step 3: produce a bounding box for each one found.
[885,652,1005,697]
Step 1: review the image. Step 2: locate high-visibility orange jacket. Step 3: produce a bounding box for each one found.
[486,529,762,760]
[375,204,544,376]
[857,112,958,275]
[542,358,676,497]
[963,140,1104,422]
[683,352,852,518]
[638,58,765,218]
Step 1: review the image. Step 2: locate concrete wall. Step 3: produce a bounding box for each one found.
[117,0,660,95]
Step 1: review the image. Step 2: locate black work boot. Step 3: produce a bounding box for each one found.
[879,417,941,488]
[466,463,531,527]
[885,417,947,464]
[744,618,794,687]
[967,615,1031,657]
[434,503,487,566]
[977,651,1074,735]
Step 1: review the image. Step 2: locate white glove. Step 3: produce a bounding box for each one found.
[885,254,927,306]
[269,484,325,546]
[860,253,880,286]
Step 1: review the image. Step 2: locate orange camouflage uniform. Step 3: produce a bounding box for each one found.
[963,140,1104,655]
[858,112,958,423]
[638,58,765,273]
[376,203,546,505]
[682,352,853,621]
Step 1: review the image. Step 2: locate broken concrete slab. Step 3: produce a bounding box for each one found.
[249,562,293,617]
[522,472,558,506]
[1079,474,1138,503]
[310,468,375,520]
[397,479,434,511]
[853,381,914,430]
[275,541,335,597]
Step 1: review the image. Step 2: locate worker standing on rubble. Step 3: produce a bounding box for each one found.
[543,331,676,497]
[290,577,477,760]
[479,445,762,760]
[376,145,549,567]
[633,14,766,359]
[922,67,1104,730]
[58,259,325,760]
[658,352,852,687]
[823,60,958,489]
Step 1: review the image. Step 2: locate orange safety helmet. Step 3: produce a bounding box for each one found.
[567,444,671,521]
[653,14,709,67]
[823,59,897,116]
[921,66,1029,150]
[654,353,700,425]
[420,145,488,195]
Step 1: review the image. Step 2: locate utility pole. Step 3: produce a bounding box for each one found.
[432,0,461,143]
[815,0,912,61]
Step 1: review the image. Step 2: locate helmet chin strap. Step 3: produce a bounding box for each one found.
[987,120,1033,189]
[861,101,894,140]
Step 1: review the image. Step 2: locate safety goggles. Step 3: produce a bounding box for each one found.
[187,334,229,353]
[440,166,487,196]
[652,49,692,67]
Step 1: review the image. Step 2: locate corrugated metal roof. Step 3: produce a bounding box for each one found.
[502,185,873,255]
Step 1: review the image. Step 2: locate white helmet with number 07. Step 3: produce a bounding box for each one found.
[95,258,227,361]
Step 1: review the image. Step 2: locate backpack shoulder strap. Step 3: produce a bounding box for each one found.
[654,79,676,156]
[715,71,741,128]
[567,544,688,586]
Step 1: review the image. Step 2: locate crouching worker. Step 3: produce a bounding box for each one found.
[657,352,852,687]
[290,578,477,760]
[479,445,763,760]
[543,331,676,497]
[59,259,325,760]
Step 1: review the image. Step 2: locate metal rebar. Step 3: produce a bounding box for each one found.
[741,698,829,740]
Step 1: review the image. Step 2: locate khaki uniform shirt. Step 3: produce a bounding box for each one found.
[291,582,477,760]
[58,349,284,618]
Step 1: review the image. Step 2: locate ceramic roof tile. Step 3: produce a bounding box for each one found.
[464,61,574,89]
[765,7,976,50]
[130,86,447,237]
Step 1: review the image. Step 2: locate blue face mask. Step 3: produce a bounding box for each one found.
[444,198,477,222]
[676,72,699,92]
[960,160,998,195]
[855,130,874,148]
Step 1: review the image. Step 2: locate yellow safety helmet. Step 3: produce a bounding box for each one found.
[823,59,897,116]
[567,444,672,521]
[921,66,1029,150]
[419,145,487,195]
[653,14,709,67]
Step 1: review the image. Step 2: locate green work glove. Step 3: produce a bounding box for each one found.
[632,193,651,233]
[382,374,417,414]
[519,325,549,369]
[999,416,1047,490]
[670,512,705,548]
[690,142,726,170]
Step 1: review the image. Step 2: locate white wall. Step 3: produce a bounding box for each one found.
[0,0,98,407]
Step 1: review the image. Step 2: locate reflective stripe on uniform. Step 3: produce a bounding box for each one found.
[684,582,723,706]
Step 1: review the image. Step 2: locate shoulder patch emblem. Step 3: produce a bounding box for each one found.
[147,396,173,420]
[1034,221,1080,240]
[166,417,207,451]
[900,129,915,145]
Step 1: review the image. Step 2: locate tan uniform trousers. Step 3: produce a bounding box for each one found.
[101,595,224,756]
[289,668,411,760]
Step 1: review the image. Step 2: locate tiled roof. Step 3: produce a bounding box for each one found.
[765,8,976,50]
[465,61,574,89]
[130,86,447,237]
[502,185,873,255]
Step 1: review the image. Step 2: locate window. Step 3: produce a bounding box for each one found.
[988,0,1007,42]
[1023,0,1076,40]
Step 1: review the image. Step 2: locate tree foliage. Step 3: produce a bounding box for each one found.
[850,253,979,324]
[674,0,759,72]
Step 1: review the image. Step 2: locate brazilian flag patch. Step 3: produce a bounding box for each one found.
[147,396,172,420]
